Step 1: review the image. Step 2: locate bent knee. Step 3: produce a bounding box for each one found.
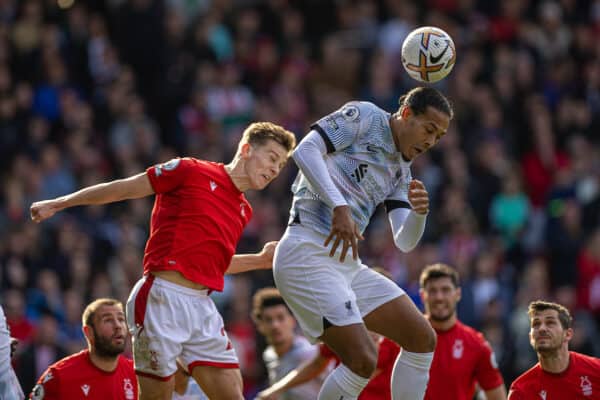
[402,323,437,353]
[423,324,437,352]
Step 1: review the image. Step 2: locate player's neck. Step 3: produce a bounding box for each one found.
[426,313,457,332]
[389,115,411,161]
[89,349,119,373]
[225,161,251,192]
[539,347,570,374]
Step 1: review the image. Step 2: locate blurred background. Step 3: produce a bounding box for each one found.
[1,0,599,397]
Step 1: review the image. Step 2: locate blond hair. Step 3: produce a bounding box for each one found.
[237,122,296,156]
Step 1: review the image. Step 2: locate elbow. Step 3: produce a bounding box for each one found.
[395,241,417,253]
[394,236,418,252]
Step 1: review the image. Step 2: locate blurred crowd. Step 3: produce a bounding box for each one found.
[1,0,599,397]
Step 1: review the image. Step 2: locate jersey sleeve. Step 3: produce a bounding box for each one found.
[146,157,191,194]
[384,166,412,210]
[474,337,504,391]
[310,102,364,153]
[30,367,60,400]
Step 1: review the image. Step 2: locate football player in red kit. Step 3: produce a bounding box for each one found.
[508,300,600,399]
[419,263,507,400]
[30,122,296,400]
[30,298,136,400]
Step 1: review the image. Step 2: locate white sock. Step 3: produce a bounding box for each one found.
[318,364,370,400]
[391,350,434,400]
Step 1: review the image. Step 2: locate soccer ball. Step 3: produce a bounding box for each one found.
[401,26,456,83]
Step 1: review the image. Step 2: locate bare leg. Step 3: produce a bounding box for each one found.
[191,365,244,400]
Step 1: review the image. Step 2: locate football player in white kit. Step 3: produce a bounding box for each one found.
[273,87,453,400]
[0,305,24,400]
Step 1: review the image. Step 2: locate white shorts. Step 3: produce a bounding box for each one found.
[126,275,239,380]
[273,225,405,343]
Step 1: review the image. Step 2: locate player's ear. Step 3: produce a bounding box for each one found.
[82,325,93,343]
[419,288,426,304]
[240,142,251,158]
[401,105,412,119]
[565,327,574,342]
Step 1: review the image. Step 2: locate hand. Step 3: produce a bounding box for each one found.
[10,337,18,358]
[324,205,363,262]
[258,241,278,270]
[30,199,62,223]
[408,179,429,215]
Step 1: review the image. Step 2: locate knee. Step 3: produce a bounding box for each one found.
[415,324,437,353]
[423,324,437,352]
[342,344,378,378]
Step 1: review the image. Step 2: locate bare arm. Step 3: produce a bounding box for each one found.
[225,242,277,275]
[484,385,507,400]
[256,354,331,399]
[30,172,154,223]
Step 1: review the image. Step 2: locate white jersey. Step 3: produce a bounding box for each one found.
[262,336,322,400]
[290,101,413,236]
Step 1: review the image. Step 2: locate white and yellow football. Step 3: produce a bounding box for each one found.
[401,26,456,83]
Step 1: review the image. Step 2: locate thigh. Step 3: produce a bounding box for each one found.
[352,266,405,318]
[137,374,175,400]
[179,298,239,370]
[363,295,435,352]
[126,276,182,378]
[273,230,363,343]
[191,365,243,400]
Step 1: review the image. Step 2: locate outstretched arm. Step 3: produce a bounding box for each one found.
[256,354,331,400]
[30,172,154,223]
[226,242,277,275]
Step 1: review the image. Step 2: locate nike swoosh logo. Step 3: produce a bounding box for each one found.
[429,40,450,64]
[366,144,378,153]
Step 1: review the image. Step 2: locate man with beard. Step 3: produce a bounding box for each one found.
[29,298,137,400]
[508,300,600,399]
[419,263,506,400]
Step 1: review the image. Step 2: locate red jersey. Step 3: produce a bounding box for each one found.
[29,350,137,400]
[425,321,504,400]
[319,337,400,400]
[508,351,600,399]
[145,158,252,291]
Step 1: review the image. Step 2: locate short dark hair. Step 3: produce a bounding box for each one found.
[398,86,454,119]
[82,298,123,327]
[528,300,572,330]
[252,287,290,321]
[419,263,460,289]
